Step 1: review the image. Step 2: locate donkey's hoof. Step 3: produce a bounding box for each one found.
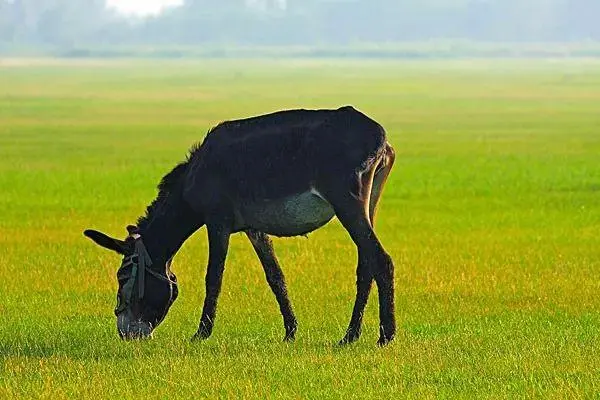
[191,329,212,341]
[376,335,394,347]
[191,333,209,342]
[283,330,296,342]
[283,324,297,342]
[338,331,361,346]
[190,333,205,342]
[283,334,296,342]
[377,324,395,346]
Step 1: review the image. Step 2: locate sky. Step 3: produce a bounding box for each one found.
[105,0,184,16]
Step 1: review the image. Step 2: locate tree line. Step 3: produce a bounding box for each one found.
[1,0,599,50]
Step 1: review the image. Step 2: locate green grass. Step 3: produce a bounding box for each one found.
[1,59,599,399]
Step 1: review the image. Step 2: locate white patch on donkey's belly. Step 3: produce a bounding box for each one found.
[239,190,335,237]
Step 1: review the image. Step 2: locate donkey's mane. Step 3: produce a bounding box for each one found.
[136,160,189,230]
[136,127,217,231]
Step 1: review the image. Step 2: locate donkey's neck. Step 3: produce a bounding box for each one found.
[137,198,201,268]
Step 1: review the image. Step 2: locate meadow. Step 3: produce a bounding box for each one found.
[0,58,599,398]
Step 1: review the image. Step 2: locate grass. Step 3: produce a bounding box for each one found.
[1,58,599,399]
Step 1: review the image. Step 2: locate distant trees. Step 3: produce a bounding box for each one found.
[0,0,599,50]
[0,0,115,46]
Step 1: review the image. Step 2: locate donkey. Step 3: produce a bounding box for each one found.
[84,106,396,345]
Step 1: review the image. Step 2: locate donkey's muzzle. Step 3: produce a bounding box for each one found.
[117,315,153,340]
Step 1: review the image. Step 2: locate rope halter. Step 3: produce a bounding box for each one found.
[115,234,177,316]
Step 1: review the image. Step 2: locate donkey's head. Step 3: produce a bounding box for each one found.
[84,225,178,340]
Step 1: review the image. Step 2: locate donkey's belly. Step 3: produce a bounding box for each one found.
[238,191,335,237]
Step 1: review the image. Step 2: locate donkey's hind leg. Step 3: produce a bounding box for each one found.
[246,230,298,341]
[320,172,396,346]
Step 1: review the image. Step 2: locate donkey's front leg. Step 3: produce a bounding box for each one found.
[192,222,231,341]
[246,229,298,341]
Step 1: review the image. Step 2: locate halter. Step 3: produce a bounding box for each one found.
[115,235,177,315]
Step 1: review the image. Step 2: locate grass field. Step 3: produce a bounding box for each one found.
[1,59,599,398]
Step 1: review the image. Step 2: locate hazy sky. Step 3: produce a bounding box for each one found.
[105,0,183,16]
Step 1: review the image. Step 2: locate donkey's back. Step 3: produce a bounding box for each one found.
[187,106,387,204]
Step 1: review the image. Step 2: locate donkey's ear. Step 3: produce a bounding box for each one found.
[84,229,127,255]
